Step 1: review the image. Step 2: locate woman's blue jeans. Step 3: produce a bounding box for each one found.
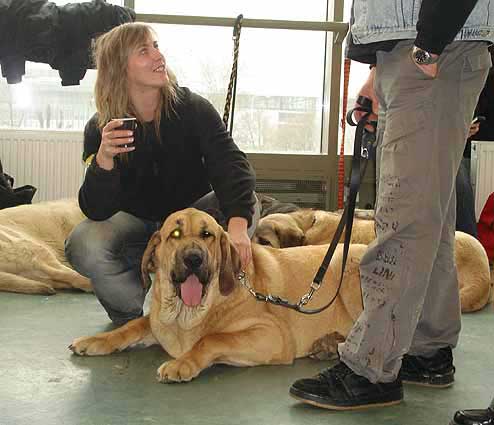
[65,192,260,325]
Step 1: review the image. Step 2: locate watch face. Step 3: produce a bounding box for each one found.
[414,49,428,65]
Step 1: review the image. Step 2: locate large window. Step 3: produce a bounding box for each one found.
[150,23,326,153]
[0,0,339,155]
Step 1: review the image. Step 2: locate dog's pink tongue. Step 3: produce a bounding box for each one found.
[180,275,203,307]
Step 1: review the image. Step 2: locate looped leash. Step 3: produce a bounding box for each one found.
[223,14,243,135]
[238,96,375,314]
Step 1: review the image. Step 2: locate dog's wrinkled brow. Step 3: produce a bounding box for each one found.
[200,221,212,233]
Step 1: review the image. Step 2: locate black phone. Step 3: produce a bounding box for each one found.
[472,115,486,124]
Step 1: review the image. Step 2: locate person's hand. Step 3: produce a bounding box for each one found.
[353,68,379,131]
[96,119,135,170]
[227,217,252,269]
[413,52,439,78]
[468,122,480,138]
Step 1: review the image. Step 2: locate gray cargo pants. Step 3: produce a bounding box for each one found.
[339,40,490,383]
[65,191,260,325]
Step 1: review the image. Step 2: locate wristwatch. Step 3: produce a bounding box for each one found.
[411,46,439,66]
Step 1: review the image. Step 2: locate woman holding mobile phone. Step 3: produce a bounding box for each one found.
[65,22,259,326]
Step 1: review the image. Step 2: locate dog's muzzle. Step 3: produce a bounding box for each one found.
[171,246,211,307]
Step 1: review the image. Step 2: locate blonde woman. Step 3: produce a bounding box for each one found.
[66,23,259,326]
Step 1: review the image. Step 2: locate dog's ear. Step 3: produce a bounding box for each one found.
[219,230,241,296]
[280,225,306,248]
[141,231,162,290]
[276,222,305,248]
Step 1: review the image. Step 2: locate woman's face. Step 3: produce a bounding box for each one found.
[126,35,168,90]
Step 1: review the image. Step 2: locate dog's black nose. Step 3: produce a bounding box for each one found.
[184,252,203,270]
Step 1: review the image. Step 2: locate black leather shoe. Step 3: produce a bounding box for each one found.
[289,361,403,410]
[400,347,455,387]
[451,407,494,425]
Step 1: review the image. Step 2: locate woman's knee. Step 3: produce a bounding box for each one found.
[65,219,120,274]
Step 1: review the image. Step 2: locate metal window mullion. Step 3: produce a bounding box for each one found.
[136,13,348,40]
[322,0,345,210]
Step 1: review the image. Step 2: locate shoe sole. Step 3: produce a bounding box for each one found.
[289,388,403,411]
[402,379,454,388]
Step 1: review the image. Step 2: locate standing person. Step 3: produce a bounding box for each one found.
[289,0,494,410]
[65,22,259,326]
[455,122,481,238]
[457,55,494,237]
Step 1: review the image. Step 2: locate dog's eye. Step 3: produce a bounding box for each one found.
[311,216,317,226]
[170,229,181,239]
[201,230,213,239]
[257,237,273,247]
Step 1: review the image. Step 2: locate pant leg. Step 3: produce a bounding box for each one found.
[409,185,461,356]
[190,191,261,238]
[338,40,490,383]
[455,157,478,238]
[65,212,159,325]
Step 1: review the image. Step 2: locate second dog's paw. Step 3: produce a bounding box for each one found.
[156,358,201,383]
[69,336,116,356]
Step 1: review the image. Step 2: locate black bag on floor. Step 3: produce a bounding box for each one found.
[0,158,37,210]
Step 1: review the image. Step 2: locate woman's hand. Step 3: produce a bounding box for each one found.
[227,217,252,269]
[96,120,135,170]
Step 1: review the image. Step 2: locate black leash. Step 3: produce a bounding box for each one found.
[238,96,375,314]
[223,14,243,135]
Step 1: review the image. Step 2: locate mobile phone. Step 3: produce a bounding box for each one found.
[472,116,486,124]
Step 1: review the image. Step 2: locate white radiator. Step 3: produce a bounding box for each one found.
[471,140,494,221]
[0,129,84,203]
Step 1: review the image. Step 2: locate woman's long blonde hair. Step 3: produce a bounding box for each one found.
[93,22,179,135]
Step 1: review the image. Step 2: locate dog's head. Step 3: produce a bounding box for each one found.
[141,208,241,326]
[253,214,305,248]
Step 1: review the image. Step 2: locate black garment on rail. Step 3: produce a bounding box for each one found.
[0,0,135,86]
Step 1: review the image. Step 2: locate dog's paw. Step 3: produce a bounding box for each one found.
[69,336,117,356]
[156,358,201,383]
[73,276,94,293]
[308,332,346,360]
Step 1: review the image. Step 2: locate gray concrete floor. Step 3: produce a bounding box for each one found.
[1,291,493,425]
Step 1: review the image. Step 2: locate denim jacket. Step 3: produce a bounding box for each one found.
[350,0,494,45]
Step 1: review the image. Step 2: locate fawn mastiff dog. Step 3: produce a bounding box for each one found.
[70,208,366,382]
[253,209,492,313]
[0,199,92,294]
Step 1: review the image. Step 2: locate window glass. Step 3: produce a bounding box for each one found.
[0,65,97,130]
[152,23,326,153]
[134,0,327,21]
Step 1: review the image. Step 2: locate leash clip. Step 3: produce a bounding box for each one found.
[298,281,320,307]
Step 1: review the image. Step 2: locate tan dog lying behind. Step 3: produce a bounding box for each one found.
[70,208,366,382]
[254,209,491,313]
[0,199,92,295]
